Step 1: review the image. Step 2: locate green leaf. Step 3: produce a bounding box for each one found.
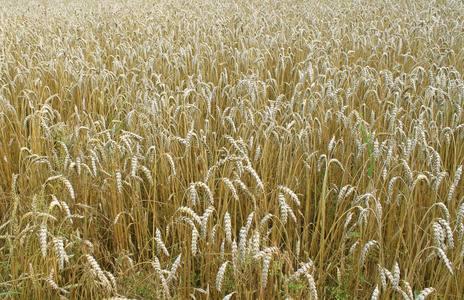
[349,231,360,238]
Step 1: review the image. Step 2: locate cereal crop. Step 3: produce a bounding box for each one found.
[1,0,464,298]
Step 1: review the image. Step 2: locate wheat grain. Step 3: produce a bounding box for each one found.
[403,280,414,300]
[434,171,446,191]
[61,177,75,200]
[239,212,254,260]
[216,261,229,292]
[155,228,170,257]
[435,247,453,275]
[253,246,279,260]
[338,185,350,204]
[151,256,170,298]
[220,240,225,261]
[49,195,62,211]
[387,176,400,204]
[254,145,261,162]
[370,284,379,300]
[191,227,199,256]
[415,287,435,300]
[46,270,69,294]
[279,193,288,225]
[278,186,300,206]
[39,224,47,258]
[130,156,138,178]
[83,240,95,254]
[195,181,214,206]
[121,130,144,142]
[165,153,176,177]
[199,138,213,164]
[222,292,236,300]
[454,165,462,186]
[23,211,58,221]
[139,165,153,184]
[447,184,456,203]
[288,260,314,282]
[222,177,239,201]
[234,179,256,205]
[261,252,272,288]
[18,225,34,246]
[224,212,232,244]
[53,237,68,270]
[104,270,117,291]
[115,169,122,195]
[167,253,182,284]
[210,224,217,244]
[244,165,264,193]
[437,218,454,249]
[305,273,318,300]
[360,240,379,265]
[178,207,201,225]
[343,212,354,228]
[85,255,111,289]
[432,222,445,249]
[378,265,387,291]
[232,240,239,269]
[201,206,214,239]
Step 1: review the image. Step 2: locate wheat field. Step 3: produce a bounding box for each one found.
[1,0,464,298]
